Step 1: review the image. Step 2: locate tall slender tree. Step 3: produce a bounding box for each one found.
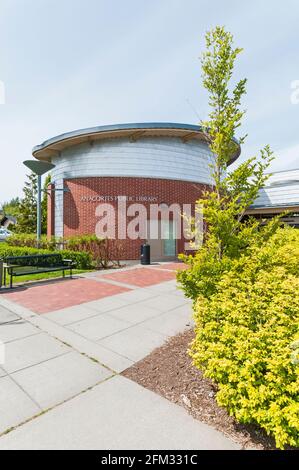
[15,173,38,234]
[199,26,274,260]
[179,26,279,300]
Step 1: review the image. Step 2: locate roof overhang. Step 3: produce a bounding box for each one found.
[32,122,240,165]
[246,204,299,215]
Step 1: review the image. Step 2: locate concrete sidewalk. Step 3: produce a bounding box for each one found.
[0,375,239,450]
[0,264,239,450]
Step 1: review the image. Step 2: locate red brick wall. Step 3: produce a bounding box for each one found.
[48,177,208,259]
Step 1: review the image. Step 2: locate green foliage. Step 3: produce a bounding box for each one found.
[201,150,274,260]
[6,233,59,250]
[65,234,124,268]
[5,233,124,269]
[178,26,282,300]
[201,26,247,177]
[0,243,91,270]
[3,174,50,235]
[66,234,101,250]
[14,173,38,234]
[178,26,298,449]
[178,217,283,301]
[56,249,91,270]
[1,197,21,219]
[193,26,274,262]
[190,228,299,449]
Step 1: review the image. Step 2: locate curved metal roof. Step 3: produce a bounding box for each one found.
[32,122,240,164]
[250,168,299,210]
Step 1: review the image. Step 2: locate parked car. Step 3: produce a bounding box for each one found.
[0,227,12,241]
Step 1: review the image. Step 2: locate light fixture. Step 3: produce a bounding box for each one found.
[23,160,56,243]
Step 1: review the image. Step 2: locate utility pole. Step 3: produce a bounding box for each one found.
[37,174,42,244]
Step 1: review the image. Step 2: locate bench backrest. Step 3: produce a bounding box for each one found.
[3,253,64,268]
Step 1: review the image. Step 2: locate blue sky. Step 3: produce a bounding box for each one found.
[0,0,298,202]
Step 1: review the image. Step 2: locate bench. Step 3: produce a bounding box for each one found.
[1,253,76,288]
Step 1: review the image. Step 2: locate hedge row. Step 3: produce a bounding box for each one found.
[6,233,125,268]
[4,233,59,250]
[0,244,92,270]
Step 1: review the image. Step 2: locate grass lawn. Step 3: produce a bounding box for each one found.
[2,269,93,285]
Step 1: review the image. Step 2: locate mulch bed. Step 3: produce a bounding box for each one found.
[123,329,277,450]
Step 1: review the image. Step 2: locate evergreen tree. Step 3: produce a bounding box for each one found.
[15,173,38,234]
[1,197,21,219]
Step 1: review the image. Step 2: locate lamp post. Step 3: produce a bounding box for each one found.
[23,160,55,245]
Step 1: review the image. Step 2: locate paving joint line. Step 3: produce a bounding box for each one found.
[106,305,191,331]
[1,303,134,370]
[2,330,41,345]
[0,318,26,326]
[0,282,190,370]
[1,350,72,377]
[35,312,167,364]
[40,291,163,326]
[3,370,43,412]
[0,301,117,374]
[0,373,117,439]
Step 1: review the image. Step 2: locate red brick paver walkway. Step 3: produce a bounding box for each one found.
[101,267,176,287]
[1,266,185,314]
[2,278,130,314]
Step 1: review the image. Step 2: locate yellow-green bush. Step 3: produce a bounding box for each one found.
[190,228,299,448]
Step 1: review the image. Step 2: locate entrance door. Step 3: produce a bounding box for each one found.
[161,219,176,257]
[147,219,177,261]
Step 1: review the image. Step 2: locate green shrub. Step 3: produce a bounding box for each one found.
[189,228,299,448]
[64,234,124,268]
[0,244,92,270]
[6,233,62,250]
[5,233,125,269]
[57,249,92,269]
[178,218,283,302]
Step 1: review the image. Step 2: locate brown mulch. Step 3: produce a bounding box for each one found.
[123,329,277,450]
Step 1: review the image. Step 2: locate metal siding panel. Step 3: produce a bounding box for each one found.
[51,137,214,186]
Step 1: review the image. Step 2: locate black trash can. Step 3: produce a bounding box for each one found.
[140,243,150,265]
